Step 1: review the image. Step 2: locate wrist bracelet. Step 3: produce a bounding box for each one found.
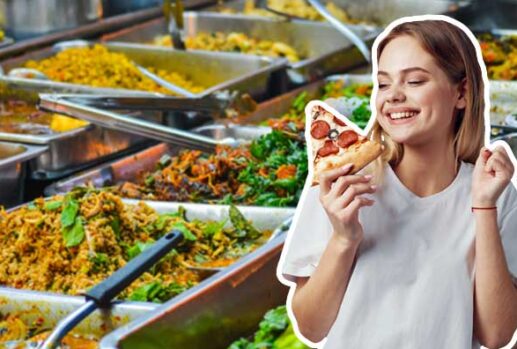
[471,206,497,212]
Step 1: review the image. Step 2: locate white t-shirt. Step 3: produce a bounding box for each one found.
[280,162,517,349]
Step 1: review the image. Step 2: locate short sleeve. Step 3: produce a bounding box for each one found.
[498,183,517,278]
[279,185,333,282]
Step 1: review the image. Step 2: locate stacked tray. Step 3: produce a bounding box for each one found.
[0,82,161,180]
[102,12,379,85]
[0,141,47,207]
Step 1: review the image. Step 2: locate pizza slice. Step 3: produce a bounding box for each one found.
[309,104,382,185]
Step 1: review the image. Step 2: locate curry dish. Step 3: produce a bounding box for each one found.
[0,100,88,135]
[0,190,270,303]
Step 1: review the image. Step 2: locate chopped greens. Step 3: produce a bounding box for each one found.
[228,306,309,349]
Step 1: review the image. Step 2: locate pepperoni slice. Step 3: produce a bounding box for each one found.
[337,130,359,148]
[310,120,331,139]
[317,140,339,157]
[333,116,347,127]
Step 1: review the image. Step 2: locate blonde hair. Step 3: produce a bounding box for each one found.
[368,20,485,177]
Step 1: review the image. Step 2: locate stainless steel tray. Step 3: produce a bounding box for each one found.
[0,82,161,178]
[3,199,294,305]
[1,40,288,100]
[206,0,469,26]
[0,141,47,207]
[235,73,517,135]
[0,288,157,342]
[102,12,378,85]
[99,232,289,349]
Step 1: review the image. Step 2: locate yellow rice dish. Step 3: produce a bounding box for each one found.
[153,32,301,62]
[0,190,270,303]
[23,45,204,95]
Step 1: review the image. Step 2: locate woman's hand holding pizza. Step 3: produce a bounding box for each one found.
[319,164,376,247]
[472,146,515,207]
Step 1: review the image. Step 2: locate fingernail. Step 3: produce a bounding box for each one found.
[342,164,353,170]
[370,184,377,190]
[364,174,373,180]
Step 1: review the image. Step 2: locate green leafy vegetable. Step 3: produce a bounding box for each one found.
[229,205,261,240]
[171,221,196,241]
[127,241,154,260]
[227,306,309,349]
[61,198,79,228]
[129,281,190,303]
[44,200,62,211]
[62,216,85,247]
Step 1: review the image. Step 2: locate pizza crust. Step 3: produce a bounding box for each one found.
[312,140,382,185]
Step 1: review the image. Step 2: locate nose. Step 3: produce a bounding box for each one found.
[386,84,406,103]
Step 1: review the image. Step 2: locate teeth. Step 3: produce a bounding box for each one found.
[389,111,418,119]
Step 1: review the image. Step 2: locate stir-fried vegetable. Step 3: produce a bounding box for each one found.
[117,129,307,207]
[478,34,517,80]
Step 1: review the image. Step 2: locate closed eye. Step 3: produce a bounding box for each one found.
[408,81,423,85]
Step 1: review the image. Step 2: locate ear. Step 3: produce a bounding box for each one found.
[455,78,467,110]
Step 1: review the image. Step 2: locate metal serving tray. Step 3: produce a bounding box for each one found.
[102,12,378,85]
[99,233,290,349]
[0,81,161,179]
[235,73,517,135]
[3,200,294,306]
[0,288,157,343]
[0,141,47,207]
[1,40,288,101]
[206,0,468,26]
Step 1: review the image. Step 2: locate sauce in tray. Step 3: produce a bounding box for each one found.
[0,100,88,135]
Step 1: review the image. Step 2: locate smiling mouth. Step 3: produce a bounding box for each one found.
[387,111,420,120]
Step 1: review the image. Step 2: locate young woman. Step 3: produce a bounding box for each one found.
[279,18,517,348]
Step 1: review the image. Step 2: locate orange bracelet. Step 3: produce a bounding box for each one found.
[471,206,497,212]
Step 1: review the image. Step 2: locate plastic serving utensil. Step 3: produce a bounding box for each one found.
[38,230,183,349]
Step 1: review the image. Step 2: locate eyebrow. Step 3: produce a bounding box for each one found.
[377,67,431,76]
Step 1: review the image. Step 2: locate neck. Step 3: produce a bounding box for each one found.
[393,138,458,197]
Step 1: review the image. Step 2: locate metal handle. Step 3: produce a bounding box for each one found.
[306,0,371,63]
[38,94,238,152]
[86,231,183,306]
[39,231,183,349]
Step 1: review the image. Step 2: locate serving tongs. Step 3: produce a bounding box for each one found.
[20,230,183,349]
[307,0,371,63]
[254,0,371,63]
[38,93,253,151]
[163,0,185,50]
[186,216,293,278]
